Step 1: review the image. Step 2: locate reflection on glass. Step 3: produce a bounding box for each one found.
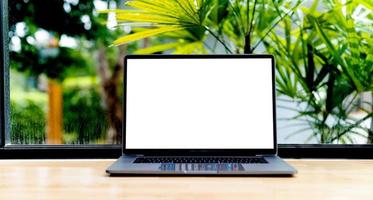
[9,0,128,144]
[7,0,372,145]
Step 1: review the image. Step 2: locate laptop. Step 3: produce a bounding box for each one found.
[106,54,297,176]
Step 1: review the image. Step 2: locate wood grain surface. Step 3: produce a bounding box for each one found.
[1,159,373,200]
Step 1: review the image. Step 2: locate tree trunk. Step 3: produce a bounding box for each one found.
[47,79,63,144]
[97,45,126,144]
[244,35,252,54]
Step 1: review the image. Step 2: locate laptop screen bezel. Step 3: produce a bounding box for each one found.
[122,54,277,156]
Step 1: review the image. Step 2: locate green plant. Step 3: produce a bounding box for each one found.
[266,0,373,143]
[105,0,301,54]
[10,0,127,144]
[63,86,109,144]
[104,0,372,144]
[10,100,46,144]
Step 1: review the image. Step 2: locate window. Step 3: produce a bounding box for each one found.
[1,0,373,158]
[7,0,127,145]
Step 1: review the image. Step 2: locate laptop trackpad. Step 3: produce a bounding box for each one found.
[159,163,245,173]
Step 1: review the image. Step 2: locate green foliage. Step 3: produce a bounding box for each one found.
[105,0,301,54]
[10,101,46,144]
[63,86,109,144]
[104,0,213,53]
[9,0,123,80]
[266,0,373,143]
[106,0,373,144]
[9,84,110,144]
[10,46,91,80]
[9,0,126,144]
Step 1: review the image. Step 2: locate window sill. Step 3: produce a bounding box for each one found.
[1,144,373,159]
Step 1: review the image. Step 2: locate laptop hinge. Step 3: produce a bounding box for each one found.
[256,154,274,157]
[123,153,144,157]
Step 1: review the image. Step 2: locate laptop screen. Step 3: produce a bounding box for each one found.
[125,57,274,149]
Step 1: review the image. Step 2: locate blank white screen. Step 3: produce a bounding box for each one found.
[126,58,274,149]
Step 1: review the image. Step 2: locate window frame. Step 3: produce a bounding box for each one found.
[1,0,373,159]
[1,0,9,148]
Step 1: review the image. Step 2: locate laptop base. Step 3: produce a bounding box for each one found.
[106,155,297,176]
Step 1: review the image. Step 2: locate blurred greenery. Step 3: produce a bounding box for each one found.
[9,0,126,144]
[10,100,46,144]
[63,86,109,144]
[10,76,110,144]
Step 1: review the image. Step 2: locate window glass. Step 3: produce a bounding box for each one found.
[8,0,133,144]
[8,0,372,145]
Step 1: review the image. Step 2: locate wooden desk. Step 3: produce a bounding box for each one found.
[1,159,373,200]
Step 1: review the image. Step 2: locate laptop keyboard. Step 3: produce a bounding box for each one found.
[134,157,267,164]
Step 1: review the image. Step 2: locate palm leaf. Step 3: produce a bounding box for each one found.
[126,0,199,24]
[134,42,180,54]
[112,26,183,46]
[310,16,363,91]
[116,12,180,24]
[173,41,204,54]
[311,18,362,91]
[355,0,373,11]
[126,0,176,14]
